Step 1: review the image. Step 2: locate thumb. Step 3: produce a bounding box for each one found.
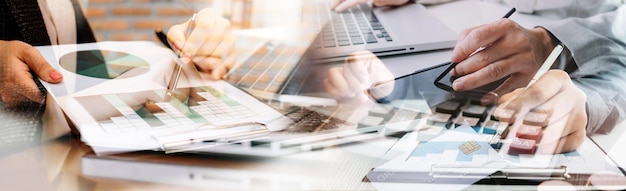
[167,22,191,50]
[19,43,63,83]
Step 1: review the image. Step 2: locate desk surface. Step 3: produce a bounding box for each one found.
[1,0,624,190]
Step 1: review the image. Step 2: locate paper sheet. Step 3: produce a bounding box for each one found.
[366,125,624,190]
[36,41,289,155]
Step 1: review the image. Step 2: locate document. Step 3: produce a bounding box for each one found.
[366,125,624,190]
[36,41,290,155]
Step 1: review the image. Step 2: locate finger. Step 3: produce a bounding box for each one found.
[323,78,343,97]
[457,25,483,44]
[330,0,345,9]
[345,52,374,83]
[373,0,408,7]
[451,19,512,63]
[192,18,231,59]
[327,67,352,97]
[479,76,529,105]
[452,55,531,91]
[208,33,236,61]
[498,87,526,105]
[538,84,586,140]
[450,41,516,77]
[17,43,63,83]
[500,70,566,114]
[166,22,191,50]
[15,73,46,104]
[210,53,237,80]
[334,0,366,12]
[342,62,365,96]
[537,124,586,154]
[373,0,389,6]
[193,42,236,73]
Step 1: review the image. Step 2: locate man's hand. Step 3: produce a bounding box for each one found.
[331,0,411,12]
[450,19,556,105]
[495,70,587,154]
[167,8,237,80]
[0,40,63,108]
[324,51,394,103]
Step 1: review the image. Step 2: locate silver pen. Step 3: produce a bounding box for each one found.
[164,13,197,101]
[526,44,564,87]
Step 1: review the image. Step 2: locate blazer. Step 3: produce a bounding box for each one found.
[0,0,96,46]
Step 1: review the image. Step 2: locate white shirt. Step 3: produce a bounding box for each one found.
[37,0,77,45]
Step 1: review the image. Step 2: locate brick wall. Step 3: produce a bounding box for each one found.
[81,0,214,42]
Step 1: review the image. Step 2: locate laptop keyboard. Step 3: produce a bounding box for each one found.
[283,107,347,133]
[226,42,303,96]
[312,3,392,49]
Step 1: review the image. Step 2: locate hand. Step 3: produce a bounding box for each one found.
[324,51,394,103]
[450,19,555,105]
[167,8,237,80]
[331,0,411,12]
[494,70,587,154]
[0,40,63,108]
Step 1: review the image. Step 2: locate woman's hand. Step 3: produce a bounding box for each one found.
[167,8,237,80]
[0,40,63,107]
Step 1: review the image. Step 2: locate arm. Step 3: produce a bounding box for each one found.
[541,7,626,134]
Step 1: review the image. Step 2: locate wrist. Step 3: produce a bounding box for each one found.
[531,27,558,62]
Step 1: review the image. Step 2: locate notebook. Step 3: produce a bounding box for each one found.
[306,1,458,61]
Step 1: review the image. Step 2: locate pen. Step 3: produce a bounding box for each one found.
[155,13,197,101]
[526,44,563,87]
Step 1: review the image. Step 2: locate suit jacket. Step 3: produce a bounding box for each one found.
[0,0,96,46]
[542,6,626,134]
[0,0,97,131]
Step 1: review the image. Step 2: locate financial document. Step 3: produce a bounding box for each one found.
[36,41,290,155]
[366,125,624,190]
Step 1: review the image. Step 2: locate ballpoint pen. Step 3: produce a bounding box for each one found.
[155,13,197,101]
[526,44,563,87]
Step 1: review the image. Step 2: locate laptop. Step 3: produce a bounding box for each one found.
[307,1,458,61]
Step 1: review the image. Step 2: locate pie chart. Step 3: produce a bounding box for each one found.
[59,50,149,79]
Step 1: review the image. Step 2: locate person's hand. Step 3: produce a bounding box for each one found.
[331,0,411,12]
[167,8,236,80]
[450,19,556,105]
[0,40,63,108]
[494,70,587,154]
[324,51,394,103]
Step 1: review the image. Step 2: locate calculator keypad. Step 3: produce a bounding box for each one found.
[428,98,552,155]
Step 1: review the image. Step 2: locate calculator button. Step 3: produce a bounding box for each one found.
[435,101,461,116]
[516,124,543,142]
[388,109,420,123]
[427,113,451,126]
[493,108,515,123]
[508,138,537,155]
[453,116,480,127]
[483,120,507,135]
[358,115,385,127]
[462,105,487,121]
[523,111,550,127]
